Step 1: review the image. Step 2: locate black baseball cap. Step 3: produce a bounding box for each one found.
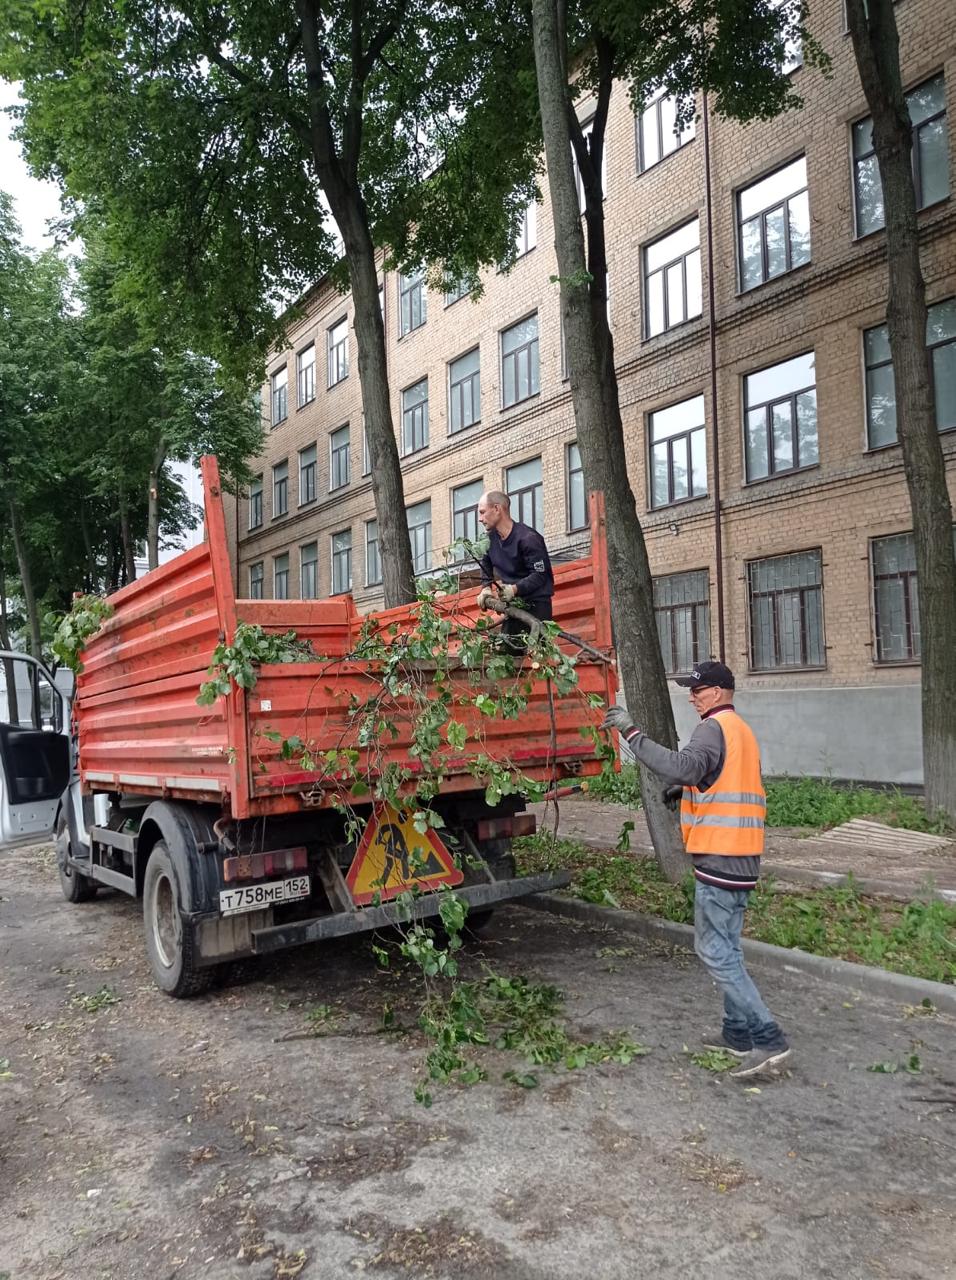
[674,661,735,690]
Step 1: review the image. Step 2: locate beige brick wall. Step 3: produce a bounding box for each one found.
[227,0,956,700]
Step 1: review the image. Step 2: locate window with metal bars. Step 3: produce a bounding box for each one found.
[649,395,707,508]
[871,527,956,662]
[448,348,480,434]
[297,344,316,406]
[737,156,810,292]
[329,424,350,490]
[653,570,710,674]
[298,445,316,505]
[501,315,539,409]
[331,529,352,595]
[401,380,429,455]
[327,318,349,386]
[853,74,948,237]
[744,352,818,481]
[300,542,318,599]
[643,219,702,338]
[747,549,825,670]
[505,457,543,532]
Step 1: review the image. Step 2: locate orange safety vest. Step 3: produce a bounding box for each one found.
[680,709,766,857]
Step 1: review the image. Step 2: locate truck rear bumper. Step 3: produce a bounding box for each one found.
[249,871,571,955]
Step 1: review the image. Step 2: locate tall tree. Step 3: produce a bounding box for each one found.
[2,0,540,606]
[845,0,956,820]
[530,0,821,876]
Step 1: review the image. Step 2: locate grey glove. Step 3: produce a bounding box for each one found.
[477,586,495,609]
[600,705,637,737]
[500,583,517,602]
[662,785,683,812]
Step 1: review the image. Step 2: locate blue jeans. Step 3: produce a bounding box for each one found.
[694,881,786,1050]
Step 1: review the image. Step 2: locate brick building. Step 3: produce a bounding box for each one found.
[226,0,956,785]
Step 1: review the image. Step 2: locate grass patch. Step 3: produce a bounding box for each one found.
[514,833,956,984]
[585,765,951,834]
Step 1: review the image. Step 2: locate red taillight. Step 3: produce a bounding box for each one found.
[223,846,308,883]
[476,813,536,841]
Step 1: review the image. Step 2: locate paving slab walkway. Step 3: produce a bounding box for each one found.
[529,797,956,897]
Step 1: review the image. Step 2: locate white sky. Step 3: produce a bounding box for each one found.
[1,80,65,251]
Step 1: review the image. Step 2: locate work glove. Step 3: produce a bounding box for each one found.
[600,705,637,737]
[662,785,683,812]
[477,586,495,609]
[500,583,518,603]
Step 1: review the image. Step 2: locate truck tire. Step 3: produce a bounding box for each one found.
[143,841,215,998]
[55,810,97,904]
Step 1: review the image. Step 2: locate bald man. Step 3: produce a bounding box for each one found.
[476,490,554,650]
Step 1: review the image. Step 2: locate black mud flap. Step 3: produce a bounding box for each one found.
[249,871,571,955]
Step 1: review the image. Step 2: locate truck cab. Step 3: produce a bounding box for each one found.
[0,652,72,848]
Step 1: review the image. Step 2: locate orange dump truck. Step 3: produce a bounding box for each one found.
[46,457,616,995]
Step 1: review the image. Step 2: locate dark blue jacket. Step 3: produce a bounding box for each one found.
[479,521,554,602]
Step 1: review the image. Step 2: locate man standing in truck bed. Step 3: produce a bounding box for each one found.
[475,490,554,650]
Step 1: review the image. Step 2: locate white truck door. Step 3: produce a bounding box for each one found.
[0,652,71,847]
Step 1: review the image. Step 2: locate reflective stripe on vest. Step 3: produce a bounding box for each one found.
[680,710,765,857]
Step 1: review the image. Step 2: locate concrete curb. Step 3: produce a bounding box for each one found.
[523,892,956,1016]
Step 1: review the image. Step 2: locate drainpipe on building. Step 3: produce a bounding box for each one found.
[701,89,726,663]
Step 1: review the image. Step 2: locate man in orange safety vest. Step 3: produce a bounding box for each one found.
[602,661,790,1080]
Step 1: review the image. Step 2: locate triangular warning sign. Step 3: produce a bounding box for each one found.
[346,803,464,906]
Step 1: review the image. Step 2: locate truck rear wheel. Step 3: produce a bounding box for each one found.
[56,810,97,904]
[143,841,215,998]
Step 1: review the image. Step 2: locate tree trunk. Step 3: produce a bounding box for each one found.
[147,440,166,572]
[295,0,416,607]
[846,0,956,820]
[531,0,685,879]
[0,553,21,725]
[7,499,43,660]
[118,489,137,584]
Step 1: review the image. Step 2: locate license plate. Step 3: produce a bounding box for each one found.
[219,876,310,916]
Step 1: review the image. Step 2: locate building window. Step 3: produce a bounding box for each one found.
[451,479,483,561]
[501,314,540,409]
[445,277,471,307]
[737,156,809,292]
[299,444,316,506]
[327,318,349,387]
[331,529,352,595]
[653,570,710,674]
[272,460,289,517]
[772,0,803,73]
[573,117,608,212]
[248,561,264,599]
[649,395,707,508]
[870,527,956,662]
[407,500,432,574]
[297,344,316,406]
[448,348,481,434]
[399,271,426,336]
[644,218,702,338]
[864,299,956,447]
[248,476,263,530]
[365,519,382,586]
[300,542,318,599]
[362,422,371,476]
[330,423,350,490]
[744,351,818,481]
[271,366,288,426]
[273,552,290,601]
[748,550,825,670]
[567,442,587,532]
[853,74,948,237]
[637,90,695,173]
[515,202,537,257]
[401,379,429,456]
[505,457,543,531]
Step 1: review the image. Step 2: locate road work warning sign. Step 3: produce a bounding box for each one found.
[346,802,464,906]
